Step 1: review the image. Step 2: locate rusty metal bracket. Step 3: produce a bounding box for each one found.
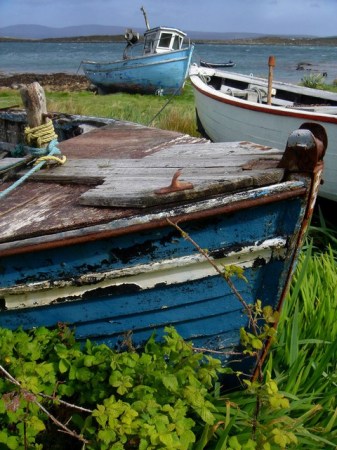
[154,169,194,195]
[278,122,327,172]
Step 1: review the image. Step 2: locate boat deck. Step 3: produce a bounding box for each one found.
[1,120,291,254]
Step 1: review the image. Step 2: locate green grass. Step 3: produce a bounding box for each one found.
[300,73,337,91]
[0,81,200,137]
[2,77,337,136]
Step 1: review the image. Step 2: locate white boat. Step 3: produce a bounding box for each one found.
[189,64,337,202]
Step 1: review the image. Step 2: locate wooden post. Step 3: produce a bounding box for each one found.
[20,82,48,129]
[267,56,275,105]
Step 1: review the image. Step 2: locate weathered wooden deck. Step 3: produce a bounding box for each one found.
[0,120,286,249]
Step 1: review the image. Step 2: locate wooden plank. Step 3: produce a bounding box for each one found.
[147,142,282,156]
[14,141,285,208]
[96,169,284,186]
[11,142,284,208]
[26,149,282,183]
[0,157,32,173]
[0,157,27,169]
[80,169,284,208]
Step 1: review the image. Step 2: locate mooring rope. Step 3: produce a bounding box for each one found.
[24,120,58,150]
[146,82,186,127]
[0,121,66,200]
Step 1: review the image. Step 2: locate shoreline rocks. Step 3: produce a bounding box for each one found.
[0,72,91,91]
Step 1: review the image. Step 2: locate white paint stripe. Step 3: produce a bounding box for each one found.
[3,237,286,310]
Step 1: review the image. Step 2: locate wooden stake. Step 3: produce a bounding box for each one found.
[20,82,48,128]
[267,56,275,105]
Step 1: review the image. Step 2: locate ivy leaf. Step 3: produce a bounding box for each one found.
[197,406,215,425]
[175,417,195,435]
[180,429,196,448]
[58,383,75,397]
[162,374,179,392]
[263,306,280,324]
[76,367,92,382]
[228,436,241,449]
[158,432,176,447]
[54,343,68,359]
[6,436,19,450]
[139,439,149,450]
[0,431,8,444]
[251,337,263,350]
[243,438,257,449]
[58,358,70,373]
[98,428,116,444]
[28,415,46,434]
[84,355,96,367]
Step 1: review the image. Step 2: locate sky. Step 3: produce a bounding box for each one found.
[0,0,336,37]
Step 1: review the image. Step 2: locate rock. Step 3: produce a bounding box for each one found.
[0,73,91,92]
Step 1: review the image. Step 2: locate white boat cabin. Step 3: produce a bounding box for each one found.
[143,27,187,54]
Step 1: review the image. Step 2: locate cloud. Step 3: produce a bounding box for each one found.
[0,0,336,36]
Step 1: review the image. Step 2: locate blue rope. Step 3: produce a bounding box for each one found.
[0,139,61,200]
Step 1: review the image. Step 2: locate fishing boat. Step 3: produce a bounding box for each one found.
[0,82,326,380]
[81,7,194,95]
[189,63,337,202]
[200,59,236,69]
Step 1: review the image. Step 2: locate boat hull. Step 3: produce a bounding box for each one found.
[0,188,311,372]
[200,59,235,69]
[190,67,337,202]
[0,112,325,380]
[82,46,194,95]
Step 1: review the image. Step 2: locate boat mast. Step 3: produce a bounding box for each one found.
[141,6,150,30]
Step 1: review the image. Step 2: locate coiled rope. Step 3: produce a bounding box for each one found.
[0,120,66,200]
[25,120,58,150]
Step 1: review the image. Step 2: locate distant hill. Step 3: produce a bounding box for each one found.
[0,23,314,41]
[0,24,132,39]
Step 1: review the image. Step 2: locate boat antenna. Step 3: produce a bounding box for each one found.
[141,6,150,30]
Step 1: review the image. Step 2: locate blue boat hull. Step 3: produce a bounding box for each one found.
[0,193,308,369]
[81,46,194,95]
[0,117,326,379]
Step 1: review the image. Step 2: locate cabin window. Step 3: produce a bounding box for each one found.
[158,33,172,48]
[172,35,182,50]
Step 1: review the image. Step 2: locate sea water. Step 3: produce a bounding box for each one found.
[1,41,336,84]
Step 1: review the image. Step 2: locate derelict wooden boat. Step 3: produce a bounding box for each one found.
[0,85,326,380]
[0,109,116,148]
[81,7,194,95]
[189,63,337,202]
[200,59,236,69]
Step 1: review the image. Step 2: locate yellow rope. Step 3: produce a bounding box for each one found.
[1,121,67,199]
[34,155,67,166]
[24,119,58,148]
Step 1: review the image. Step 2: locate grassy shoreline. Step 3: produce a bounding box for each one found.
[1,72,337,138]
[0,79,201,137]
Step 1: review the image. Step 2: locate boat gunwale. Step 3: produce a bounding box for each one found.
[193,67,337,101]
[81,45,194,68]
[190,73,337,124]
[0,181,307,258]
